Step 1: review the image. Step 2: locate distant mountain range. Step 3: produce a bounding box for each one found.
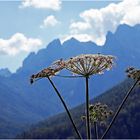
[17,78,140,139]
[1,24,140,138]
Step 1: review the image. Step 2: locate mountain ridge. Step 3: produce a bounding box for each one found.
[0,68,11,77]
[1,24,140,138]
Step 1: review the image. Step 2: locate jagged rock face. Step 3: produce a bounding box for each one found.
[0,68,11,77]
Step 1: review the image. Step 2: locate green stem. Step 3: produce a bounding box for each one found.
[101,78,140,139]
[85,76,91,139]
[94,122,98,139]
[47,77,82,139]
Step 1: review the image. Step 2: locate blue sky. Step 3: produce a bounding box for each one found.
[0,0,140,72]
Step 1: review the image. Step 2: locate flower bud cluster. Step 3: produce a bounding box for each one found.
[126,67,140,84]
[82,102,113,125]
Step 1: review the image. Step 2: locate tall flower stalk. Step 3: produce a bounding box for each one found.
[57,54,115,139]
[94,121,98,139]
[85,76,90,138]
[30,59,82,139]
[101,67,140,139]
[47,76,82,139]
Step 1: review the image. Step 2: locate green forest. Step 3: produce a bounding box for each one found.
[17,78,140,139]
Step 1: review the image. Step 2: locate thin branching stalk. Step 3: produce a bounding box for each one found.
[101,78,140,139]
[94,122,98,139]
[85,76,91,139]
[47,76,82,139]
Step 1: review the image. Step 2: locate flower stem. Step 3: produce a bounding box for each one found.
[101,78,140,139]
[47,77,82,139]
[94,122,98,139]
[85,76,91,139]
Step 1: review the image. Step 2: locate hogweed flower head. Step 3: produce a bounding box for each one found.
[82,102,113,125]
[30,59,65,84]
[126,67,140,85]
[61,54,115,77]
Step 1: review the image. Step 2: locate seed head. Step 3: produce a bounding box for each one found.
[57,54,115,77]
[126,67,140,83]
[30,59,65,84]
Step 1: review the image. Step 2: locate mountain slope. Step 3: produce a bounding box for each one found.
[17,78,140,139]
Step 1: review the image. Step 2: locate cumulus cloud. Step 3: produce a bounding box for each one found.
[40,15,60,28]
[20,0,61,11]
[70,22,91,31]
[61,0,140,45]
[0,33,42,56]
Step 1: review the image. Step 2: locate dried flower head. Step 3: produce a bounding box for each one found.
[30,59,65,84]
[60,54,115,77]
[82,103,113,125]
[126,67,140,84]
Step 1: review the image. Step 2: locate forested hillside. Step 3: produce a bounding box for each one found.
[17,78,140,139]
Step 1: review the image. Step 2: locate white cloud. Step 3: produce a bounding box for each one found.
[61,0,140,45]
[20,0,61,11]
[0,33,42,56]
[70,22,91,31]
[40,15,60,28]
